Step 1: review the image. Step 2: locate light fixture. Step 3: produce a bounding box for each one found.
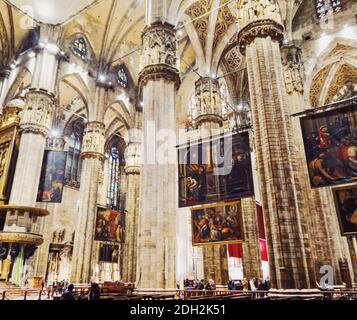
[28,51,36,58]
[50,128,61,138]
[45,43,60,55]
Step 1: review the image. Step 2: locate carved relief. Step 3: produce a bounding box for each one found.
[213,0,237,49]
[281,45,304,95]
[141,24,178,70]
[139,23,180,88]
[194,78,224,126]
[185,0,212,50]
[237,0,282,28]
[20,90,55,137]
[309,64,333,107]
[81,121,105,161]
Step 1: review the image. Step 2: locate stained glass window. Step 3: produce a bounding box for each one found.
[65,120,84,188]
[117,67,128,88]
[106,138,125,210]
[73,36,88,60]
[315,0,342,19]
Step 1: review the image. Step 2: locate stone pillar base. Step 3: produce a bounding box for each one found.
[268,289,322,299]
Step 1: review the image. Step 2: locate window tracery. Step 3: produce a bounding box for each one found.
[65,120,84,188]
[73,36,88,60]
[106,137,125,210]
[315,0,342,20]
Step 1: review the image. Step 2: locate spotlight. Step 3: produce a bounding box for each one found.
[45,43,60,55]
[50,128,61,138]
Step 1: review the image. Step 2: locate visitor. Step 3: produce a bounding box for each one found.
[242,278,249,293]
[228,279,236,291]
[60,284,77,300]
[88,282,101,300]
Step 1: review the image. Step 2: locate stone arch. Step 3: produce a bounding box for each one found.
[3,66,32,105]
[308,39,357,107]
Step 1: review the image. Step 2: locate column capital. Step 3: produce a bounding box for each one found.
[238,19,284,55]
[19,88,55,137]
[194,77,223,127]
[138,22,180,89]
[81,121,106,161]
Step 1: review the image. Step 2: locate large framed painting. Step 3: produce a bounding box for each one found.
[0,126,19,202]
[178,132,254,208]
[300,98,357,188]
[191,201,244,246]
[333,186,357,236]
[95,208,125,243]
[99,243,119,263]
[37,151,67,203]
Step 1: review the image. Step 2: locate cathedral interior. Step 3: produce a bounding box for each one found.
[0,0,357,301]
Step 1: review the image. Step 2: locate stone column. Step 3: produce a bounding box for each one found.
[8,89,55,206]
[136,22,180,291]
[241,198,262,279]
[71,121,105,283]
[237,3,316,291]
[0,69,11,114]
[122,131,141,283]
[8,24,61,206]
[281,43,352,285]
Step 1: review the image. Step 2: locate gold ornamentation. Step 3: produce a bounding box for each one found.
[213,0,237,49]
[238,19,284,55]
[0,231,44,246]
[185,0,212,50]
[309,64,333,107]
[0,205,50,217]
[324,64,357,105]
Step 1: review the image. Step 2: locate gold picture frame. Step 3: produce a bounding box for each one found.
[191,200,244,247]
[332,185,357,236]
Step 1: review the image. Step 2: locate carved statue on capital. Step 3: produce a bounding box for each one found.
[194,77,223,126]
[281,44,305,95]
[19,89,55,137]
[81,122,105,161]
[139,23,181,89]
[237,0,282,28]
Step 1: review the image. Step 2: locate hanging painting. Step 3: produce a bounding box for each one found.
[300,97,357,188]
[178,132,254,208]
[191,201,244,246]
[37,151,67,203]
[333,186,357,236]
[99,243,119,263]
[95,208,125,243]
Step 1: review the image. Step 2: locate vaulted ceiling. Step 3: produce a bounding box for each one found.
[0,0,326,94]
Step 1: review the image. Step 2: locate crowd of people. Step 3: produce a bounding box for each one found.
[182,277,270,293]
[48,281,101,300]
[182,278,217,291]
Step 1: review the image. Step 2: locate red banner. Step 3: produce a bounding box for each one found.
[260,239,268,261]
[228,243,243,259]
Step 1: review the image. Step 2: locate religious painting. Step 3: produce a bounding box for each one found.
[37,151,67,203]
[178,132,254,208]
[191,201,244,246]
[95,208,125,243]
[0,126,19,202]
[301,98,357,188]
[99,244,119,263]
[333,186,357,236]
